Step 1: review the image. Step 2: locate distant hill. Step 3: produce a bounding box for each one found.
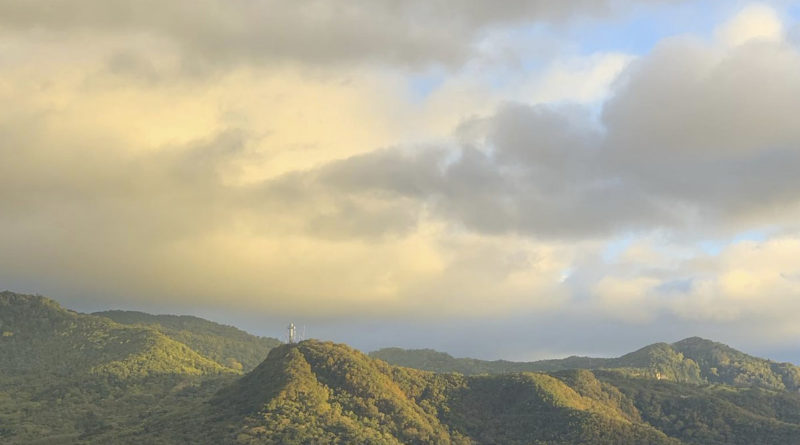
[369,347,611,375]
[371,338,800,390]
[94,310,280,372]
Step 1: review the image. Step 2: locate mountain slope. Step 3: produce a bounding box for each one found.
[0,291,228,379]
[0,291,237,444]
[94,310,280,372]
[673,337,800,391]
[207,340,678,445]
[607,343,703,383]
[208,339,800,445]
[597,371,800,445]
[212,341,461,444]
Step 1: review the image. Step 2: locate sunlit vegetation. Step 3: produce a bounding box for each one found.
[209,341,676,444]
[0,292,243,443]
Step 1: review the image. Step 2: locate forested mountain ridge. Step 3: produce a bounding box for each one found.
[195,340,800,444]
[372,338,800,390]
[94,310,280,372]
[205,340,678,444]
[3,290,800,444]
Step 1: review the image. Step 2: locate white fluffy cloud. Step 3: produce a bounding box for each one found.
[581,234,800,343]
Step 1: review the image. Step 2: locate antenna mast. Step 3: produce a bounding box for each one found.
[287,323,296,344]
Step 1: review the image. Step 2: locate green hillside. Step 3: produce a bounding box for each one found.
[0,291,228,379]
[207,340,677,444]
[0,291,235,444]
[597,371,800,445]
[607,343,703,383]
[200,341,800,445]
[94,310,280,372]
[673,337,800,390]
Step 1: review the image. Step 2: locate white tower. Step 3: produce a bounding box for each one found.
[287,323,296,343]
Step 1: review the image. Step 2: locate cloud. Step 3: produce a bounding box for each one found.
[0,61,581,317]
[573,234,800,343]
[278,4,800,240]
[0,0,668,69]
[524,52,634,104]
[602,34,800,227]
[3,0,800,365]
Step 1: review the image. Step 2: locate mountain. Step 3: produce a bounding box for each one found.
[94,310,280,372]
[4,290,800,444]
[0,291,229,379]
[672,337,800,390]
[196,340,800,445]
[206,340,678,445]
[372,338,800,389]
[0,291,237,443]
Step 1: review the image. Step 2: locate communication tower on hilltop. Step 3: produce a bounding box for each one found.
[287,323,296,343]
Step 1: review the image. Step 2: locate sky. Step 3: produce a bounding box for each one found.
[3,0,800,362]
